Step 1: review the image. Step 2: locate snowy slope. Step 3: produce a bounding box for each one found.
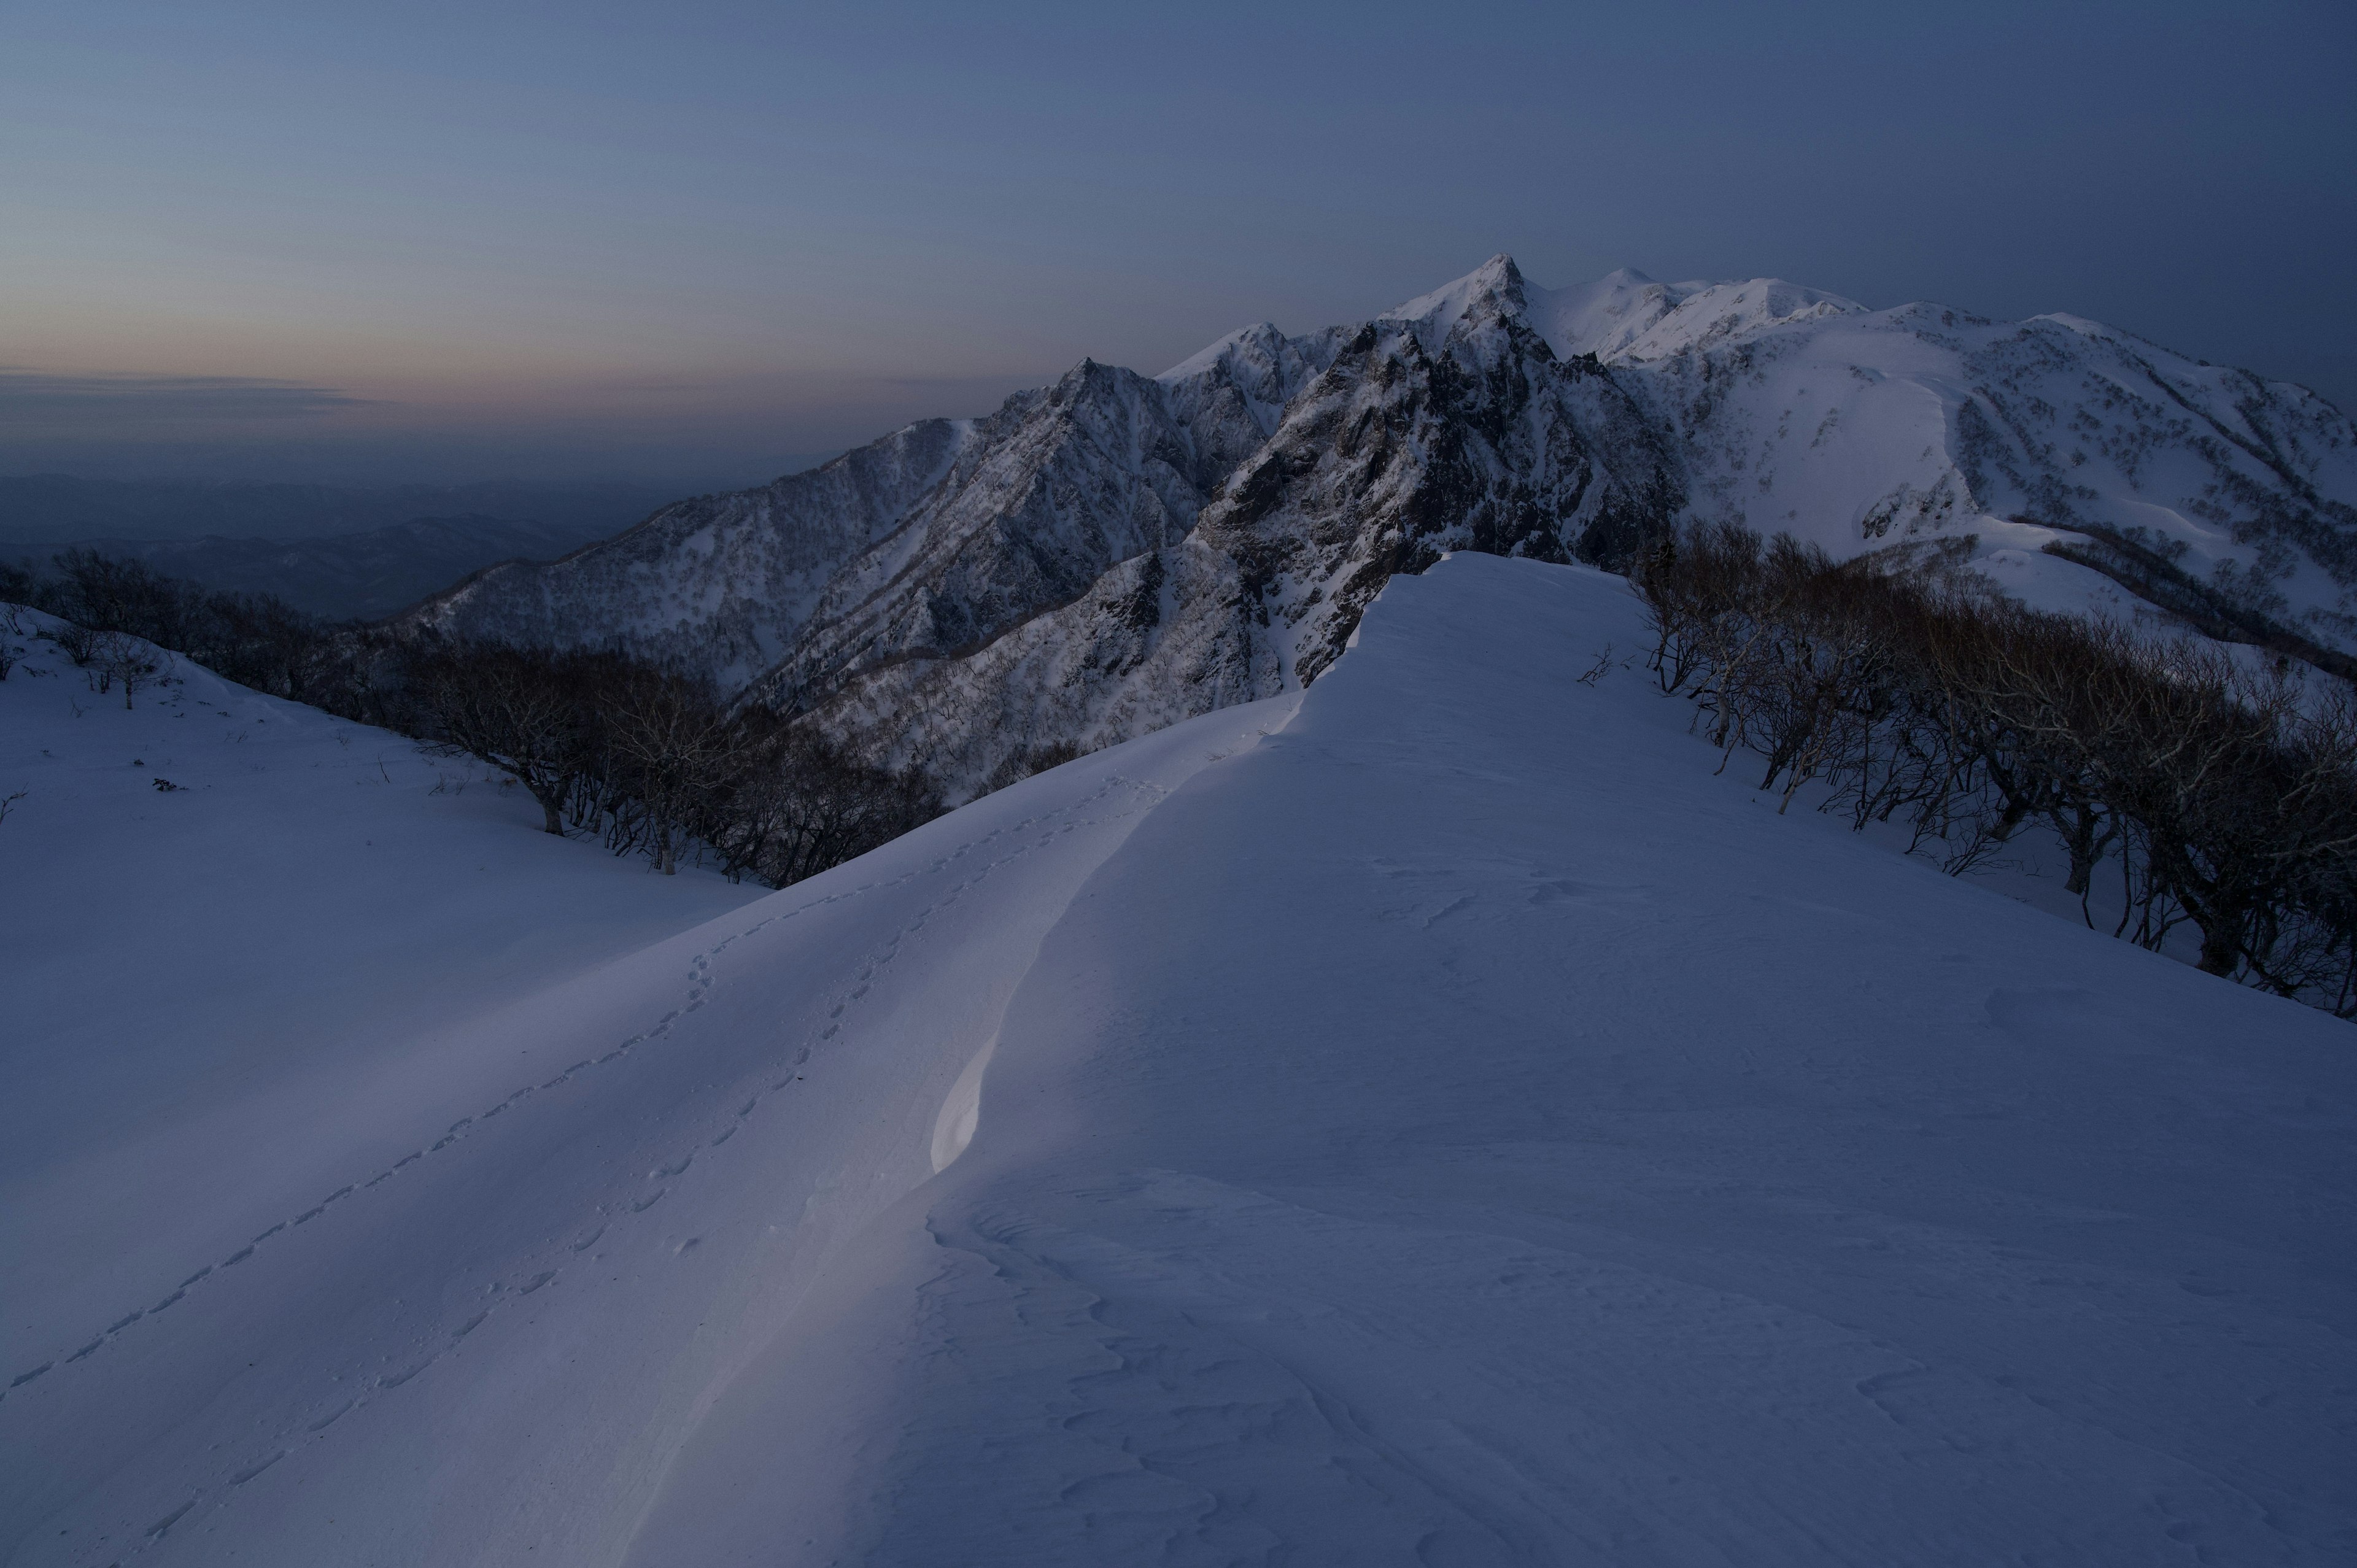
[409,342,1321,701]
[1624,287,2357,645]
[405,419,983,687]
[6,560,2350,1565]
[0,612,764,1444]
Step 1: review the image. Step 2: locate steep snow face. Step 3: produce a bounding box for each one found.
[801,264,1684,793]
[797,536,1277,790]
[1155,319,1350,437]
[10,560,2349,1565]
[1377,250,1535,349]
[1589,274,1867,361]
[1519,265,1698,358]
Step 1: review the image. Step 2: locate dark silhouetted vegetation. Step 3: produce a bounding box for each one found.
[1634,523,2357,1016]
[6,549,939,886]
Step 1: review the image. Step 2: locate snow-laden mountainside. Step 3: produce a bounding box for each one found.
[7,557,2350,1564]
[404,256,2357,795]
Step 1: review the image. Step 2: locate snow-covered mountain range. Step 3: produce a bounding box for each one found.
[406,257,2357,794]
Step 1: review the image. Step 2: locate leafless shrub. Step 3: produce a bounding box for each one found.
[983,740,1090,794]
[86,631,161,708]
[402,638,939,884]
[46,622,103,666]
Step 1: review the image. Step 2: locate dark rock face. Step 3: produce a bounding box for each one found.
[1193,269,1684,687]
[394,255,2357,799]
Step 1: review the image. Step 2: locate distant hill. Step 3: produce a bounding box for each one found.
[2,514,622,620]
[0,475,692,547]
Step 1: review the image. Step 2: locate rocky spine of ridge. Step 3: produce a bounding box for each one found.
[768,258,1685,789]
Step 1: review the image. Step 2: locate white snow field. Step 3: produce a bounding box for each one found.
[0,613,767,1399]
[5,559,2355,1565]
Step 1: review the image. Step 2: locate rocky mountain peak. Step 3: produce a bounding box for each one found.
[1379,253,1531,353]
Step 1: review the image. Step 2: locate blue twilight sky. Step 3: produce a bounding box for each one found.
[4,0,2352,489]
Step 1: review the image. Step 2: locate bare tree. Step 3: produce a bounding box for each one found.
[1634,518,2357,1016]
[88,631,161,708]
[404,641,586,835]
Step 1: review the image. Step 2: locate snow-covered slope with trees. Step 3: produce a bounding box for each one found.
[403,258,2357,798]
[5,558,2351,1565]
[0,611,765,1412]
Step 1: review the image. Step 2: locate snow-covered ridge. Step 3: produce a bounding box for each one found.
[9,560,2350,1562]
[1377,253,1865,363]
[395,253,2357,797]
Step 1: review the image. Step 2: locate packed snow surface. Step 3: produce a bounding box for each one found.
[4,561,2353,1564]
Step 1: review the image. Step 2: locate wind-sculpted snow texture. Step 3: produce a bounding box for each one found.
[9,558,2350,1565]
[402,256,2357,797]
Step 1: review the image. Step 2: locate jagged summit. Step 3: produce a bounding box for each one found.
[1155,320,1287,382]
[1377,252,1530,347]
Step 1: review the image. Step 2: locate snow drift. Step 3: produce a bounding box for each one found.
[4,558,2352,1564]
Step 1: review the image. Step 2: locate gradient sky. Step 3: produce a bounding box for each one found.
[5,0,2352,489]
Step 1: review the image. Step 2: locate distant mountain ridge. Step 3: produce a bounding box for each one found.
[6,516,613,620]
[0,474,689,547]
[403,255,2357,797]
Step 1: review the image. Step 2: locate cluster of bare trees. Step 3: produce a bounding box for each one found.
[4,549,365,710]
[400,641,935,882]
[4,549,939,886]
[1634,523,2357,1016]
